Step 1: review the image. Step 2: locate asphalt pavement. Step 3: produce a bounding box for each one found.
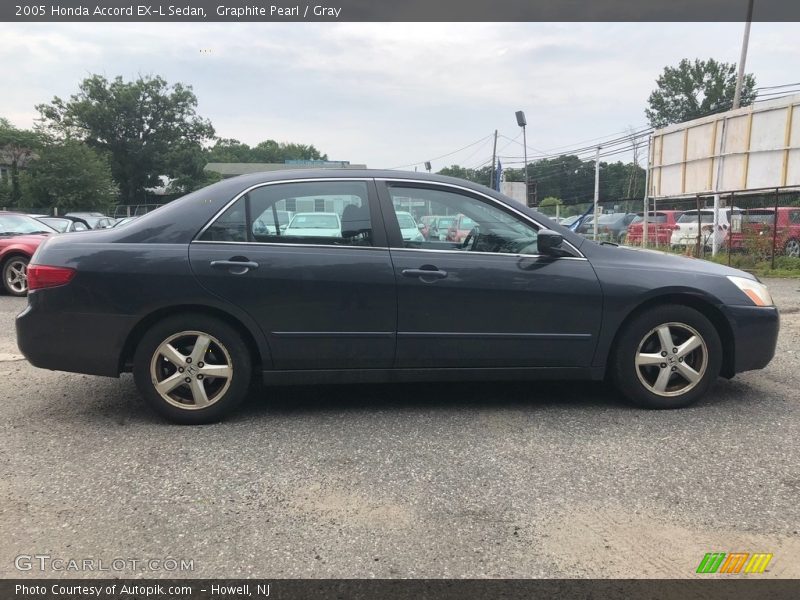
[1,279,798,578]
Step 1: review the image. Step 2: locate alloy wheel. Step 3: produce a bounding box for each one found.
[5,259,28,294]
[149,330,233,410]
[785,239,800,258]
[634,322,708,397]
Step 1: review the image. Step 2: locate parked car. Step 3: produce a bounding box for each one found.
[395,211,424,243]
[283,212,341,237]
[670,208,742,251]
[16,170,778,424]
[726,207,800,257]
[558,215,580,227]
[579,212,637,243]
[445,213,477,243]
[1,212,56,296]
[624,210,683,246]
[65,212,115,229]
[420,215,457,241]
[35,216,90,233]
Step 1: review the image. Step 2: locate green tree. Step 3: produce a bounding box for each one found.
[36,74,215,203]
[646,58,756,128]
[0,118,42,206]
[436,165,492,187]
[206,138,328,163]
[21,140,117,211]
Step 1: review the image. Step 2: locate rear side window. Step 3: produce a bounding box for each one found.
[199,181,372,246]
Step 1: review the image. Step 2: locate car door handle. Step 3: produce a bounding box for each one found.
[210,259,260,274]
[402,268,448,280]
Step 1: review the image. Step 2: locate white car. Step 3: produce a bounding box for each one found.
[284,212,342,237]
[395,211,424,242]
[254,209,293,234]
[670,208,742,250]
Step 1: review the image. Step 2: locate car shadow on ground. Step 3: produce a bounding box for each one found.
[72,373,766,426]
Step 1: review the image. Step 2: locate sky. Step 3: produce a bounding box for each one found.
[1,22,798,170]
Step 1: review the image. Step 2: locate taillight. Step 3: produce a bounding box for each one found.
[27,265,76,291]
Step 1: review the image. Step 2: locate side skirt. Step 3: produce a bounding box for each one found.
[262,366,604,386]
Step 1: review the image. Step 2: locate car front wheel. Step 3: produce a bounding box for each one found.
[612,305,722,409]
[2,255,29,296]
[133,314,252,424]
[785,238,800,258]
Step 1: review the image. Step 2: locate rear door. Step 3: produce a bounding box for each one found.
[377,180,603,369]
[189,179,397,370]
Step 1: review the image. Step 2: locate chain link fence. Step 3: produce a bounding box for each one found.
[537,187,800,273]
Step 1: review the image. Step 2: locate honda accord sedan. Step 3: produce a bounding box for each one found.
[16,170,779,424]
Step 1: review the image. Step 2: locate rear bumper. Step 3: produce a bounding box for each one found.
[16,292,136,377]
[721,304,780,374]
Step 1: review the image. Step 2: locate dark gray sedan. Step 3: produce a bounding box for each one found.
[16,170,779,424]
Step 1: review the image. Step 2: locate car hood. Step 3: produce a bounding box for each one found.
[600,244,757,280]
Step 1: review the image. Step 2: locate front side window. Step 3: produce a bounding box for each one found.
[387,185,539,255]
[199,181,372,246]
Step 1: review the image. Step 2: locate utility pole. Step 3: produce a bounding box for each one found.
[489,129,498,189]
[515,111,528,205]
[593,145,601,241]
[732,0,754,110]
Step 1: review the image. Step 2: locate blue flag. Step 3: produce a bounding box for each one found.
[569,203,595,232]
[495,159,502,191]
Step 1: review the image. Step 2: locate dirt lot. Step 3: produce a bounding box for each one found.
[0,279,798,578]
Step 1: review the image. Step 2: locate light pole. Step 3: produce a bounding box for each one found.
[733,0,755,110]
[515,111,528,205]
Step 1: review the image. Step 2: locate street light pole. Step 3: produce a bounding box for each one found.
[732,0,754,110]
[516,111,528,205]
[593,145,600,241]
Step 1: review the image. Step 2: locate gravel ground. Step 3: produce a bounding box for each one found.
[0,278,798,579]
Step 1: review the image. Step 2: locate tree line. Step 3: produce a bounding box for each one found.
[0,57,755,211]
[0,74,328,210]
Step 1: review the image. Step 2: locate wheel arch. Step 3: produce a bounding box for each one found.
[605,293,736,380]
[119,304,265,374]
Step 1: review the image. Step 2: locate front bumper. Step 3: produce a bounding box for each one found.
[721,304,780,374]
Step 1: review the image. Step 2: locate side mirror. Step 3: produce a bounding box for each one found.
[537,229,564,255]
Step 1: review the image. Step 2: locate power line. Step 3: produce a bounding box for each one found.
[387,133,494,170]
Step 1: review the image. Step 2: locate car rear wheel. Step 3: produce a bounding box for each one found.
[133,314,252,424]
[612,305,722,409]
[785,238,800,258]
[2,255,29,296]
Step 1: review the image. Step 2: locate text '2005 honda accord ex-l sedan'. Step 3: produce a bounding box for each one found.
[16,170,779,424]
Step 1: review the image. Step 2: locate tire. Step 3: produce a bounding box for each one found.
[133,314,252,424]
[784,238,800,258]
[612,305,722,409]
[2,255,30,296]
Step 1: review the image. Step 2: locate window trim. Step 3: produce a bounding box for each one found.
[376,178,585,259]
[193,178,387,249]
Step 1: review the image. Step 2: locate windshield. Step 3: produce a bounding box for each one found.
[39,218,70,232]
[397,214,417,228]
[677,212,715,224]
[460,216,476,229]
[288,214,339,229]
[742,211,775,225]
[437,217,455,228]
[0,214,56,235]
[631,213,669,224]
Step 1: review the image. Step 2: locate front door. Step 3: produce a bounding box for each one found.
[190,179,397,370]
[378,181,603,369]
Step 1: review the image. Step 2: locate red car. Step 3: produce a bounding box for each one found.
[445,213,477,243]
[1,212,55,296]
[625,210,682,246]
[727,207,800,257]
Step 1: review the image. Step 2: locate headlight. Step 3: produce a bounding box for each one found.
[726,275,774,307]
